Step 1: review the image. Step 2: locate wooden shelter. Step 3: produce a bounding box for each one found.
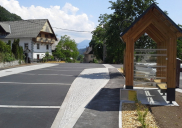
[120,3,182,102]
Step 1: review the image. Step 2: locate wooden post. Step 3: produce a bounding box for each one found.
[125,37,134,89]
[167,37,177,103]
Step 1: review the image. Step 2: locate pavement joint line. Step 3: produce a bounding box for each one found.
[0,82,71,85]
[0,105,60,108]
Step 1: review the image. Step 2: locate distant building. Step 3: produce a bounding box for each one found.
[83,46,95,63]
[0,19,57,62]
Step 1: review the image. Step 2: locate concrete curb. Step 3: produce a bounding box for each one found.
[119,100,135,128]
[119,101,122,128]
[176,88,182,93]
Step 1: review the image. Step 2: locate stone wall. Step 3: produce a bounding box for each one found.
[0,60,25,69]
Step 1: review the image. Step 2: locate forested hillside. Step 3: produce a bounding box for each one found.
[78,48,86,55]
[0,6,22,21]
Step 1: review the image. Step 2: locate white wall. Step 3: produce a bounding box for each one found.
[33,43,52,53]
[33,43,52,59]
[33,53,52,59]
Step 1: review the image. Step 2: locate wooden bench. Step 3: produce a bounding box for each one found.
[154,79,161,83]
[154,79,167,95]
[156,83,167,95]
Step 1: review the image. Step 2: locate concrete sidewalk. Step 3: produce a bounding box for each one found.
[51,68,110,128]
[73,68,125,128]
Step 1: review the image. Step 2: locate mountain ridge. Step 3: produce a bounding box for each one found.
[77,40,90,49]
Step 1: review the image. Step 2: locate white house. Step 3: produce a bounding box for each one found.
[0,19,57,62]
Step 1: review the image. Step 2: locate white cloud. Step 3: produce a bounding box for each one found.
[0,0,95,43]
[62,3,79,15]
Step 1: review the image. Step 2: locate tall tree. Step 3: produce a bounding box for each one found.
[177,24,182,60]
[53,35,79,62]
[90,0,157,63]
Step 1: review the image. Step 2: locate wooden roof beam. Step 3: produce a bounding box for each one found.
[146,29,164,43]
[151,14,176,37]
[147,24,168,40]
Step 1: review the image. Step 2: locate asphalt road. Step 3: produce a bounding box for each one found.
[0,63,105,128]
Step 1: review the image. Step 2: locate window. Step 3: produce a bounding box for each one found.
[45,34,48,38]
[24,43,28,49]
[46,44,49,50]
[37,44,40,49]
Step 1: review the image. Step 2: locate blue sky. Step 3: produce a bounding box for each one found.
[0,0,182,43]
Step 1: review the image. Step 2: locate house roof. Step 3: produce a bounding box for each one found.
[0,19,57,40]
[0,23,11,33]
[120,3,182,38]
[84,47,93,54]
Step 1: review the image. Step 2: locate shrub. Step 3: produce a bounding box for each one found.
[134,94,149,128]
[0,39,23,63]
[42,52,54,62]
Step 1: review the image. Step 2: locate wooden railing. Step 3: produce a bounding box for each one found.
[34,37,55,44]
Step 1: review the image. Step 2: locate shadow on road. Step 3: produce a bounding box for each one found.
[85,88,120,111]
[77,72,124,80]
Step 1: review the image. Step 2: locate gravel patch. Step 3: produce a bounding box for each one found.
[122,103,158,128]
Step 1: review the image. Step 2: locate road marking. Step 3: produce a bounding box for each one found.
[20,73,74,76]
[49,67,86,69]
[0,82,71,85]
[103,64,115,68]
[0,105,60,108]
[39,69,82,71]
[0,64,58,78]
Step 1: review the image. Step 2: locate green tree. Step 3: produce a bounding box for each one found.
[177,24,182,60]
[53,35,79,62]
[77,54,84,62]
[0,39,15,62]
[90,0,157,64]
[12,39,20,59]
[11,39,24,60]
[89,25,105,60]
[19,46,24,60]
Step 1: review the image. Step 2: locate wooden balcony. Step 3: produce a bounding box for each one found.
[33,37,55,44]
